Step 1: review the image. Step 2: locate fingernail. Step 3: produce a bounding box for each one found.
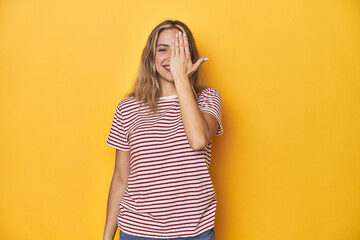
[176,33,178,37]
[204,58,209,61]
[183,32,186,36]
[179,32,182,35]
[172,39,175,42]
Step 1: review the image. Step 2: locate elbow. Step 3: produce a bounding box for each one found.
[113,176,128,188]
[112,171,129,187]
[189,136,208,151]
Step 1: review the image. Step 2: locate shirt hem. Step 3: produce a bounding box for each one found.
[119,225,214,239]
[106,141,130,151]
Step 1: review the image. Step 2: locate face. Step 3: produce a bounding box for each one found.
[155,28,179,84]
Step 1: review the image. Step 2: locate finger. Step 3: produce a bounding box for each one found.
[171,39,175,57]
[175,32,179,55]
[183,31,190,57]
[193,57,208,71]
[179,31,184,56]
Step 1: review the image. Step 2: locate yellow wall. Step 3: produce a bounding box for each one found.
[1,0,359,239]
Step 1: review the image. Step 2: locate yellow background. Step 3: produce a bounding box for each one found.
[1,0,359,239]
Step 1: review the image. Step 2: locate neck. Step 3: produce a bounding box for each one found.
[160,80,177,97]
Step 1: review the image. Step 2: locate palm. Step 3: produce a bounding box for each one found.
[170,31,207,79]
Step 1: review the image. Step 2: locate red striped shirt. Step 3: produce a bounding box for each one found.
[106,88,223,238]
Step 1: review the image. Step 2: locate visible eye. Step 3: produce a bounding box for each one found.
[157,48,167,52]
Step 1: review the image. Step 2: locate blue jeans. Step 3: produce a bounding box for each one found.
[119,228,215,240]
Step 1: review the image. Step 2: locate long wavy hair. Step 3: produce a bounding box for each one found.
[128,20,205,113]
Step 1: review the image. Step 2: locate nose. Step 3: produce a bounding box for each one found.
[165,50,171,58]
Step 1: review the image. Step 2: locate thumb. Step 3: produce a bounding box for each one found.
[193,57,208,71]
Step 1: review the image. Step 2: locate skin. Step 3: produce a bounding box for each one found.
[167,29,219,150]
[103,28,219,240]
[155,29,179,96]
[103,150,129,240]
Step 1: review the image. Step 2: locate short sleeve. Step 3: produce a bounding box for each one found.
[106,103,130,151]
[199,89,223,135]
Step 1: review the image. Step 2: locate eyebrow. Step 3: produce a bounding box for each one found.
[157,44,169,47]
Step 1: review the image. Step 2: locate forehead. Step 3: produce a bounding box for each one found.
[157,29,179,44]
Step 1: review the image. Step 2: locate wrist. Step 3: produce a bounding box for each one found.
[173,74,189,85]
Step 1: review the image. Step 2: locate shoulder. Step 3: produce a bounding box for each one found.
[197,88,222,101]
[115,96,140,115]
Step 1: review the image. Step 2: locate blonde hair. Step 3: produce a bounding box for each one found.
[128,19,205,113]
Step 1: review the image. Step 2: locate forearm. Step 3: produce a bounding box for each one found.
[174,77,209,150]
[103,177,127,240]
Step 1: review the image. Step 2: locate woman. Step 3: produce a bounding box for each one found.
[103,20,223,240]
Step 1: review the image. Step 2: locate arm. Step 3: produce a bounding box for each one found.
[103,149,130,240]
[170,31,219,150]
[174,79,219,150]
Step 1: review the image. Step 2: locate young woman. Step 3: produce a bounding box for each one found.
[103,20,223,240]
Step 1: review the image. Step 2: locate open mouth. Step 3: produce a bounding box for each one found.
[163,65,170,72]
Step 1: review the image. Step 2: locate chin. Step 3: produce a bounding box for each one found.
[163,78,175,83]
[158,73,175,83]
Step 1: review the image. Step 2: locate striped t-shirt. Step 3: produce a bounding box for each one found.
[106,88,223,238]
